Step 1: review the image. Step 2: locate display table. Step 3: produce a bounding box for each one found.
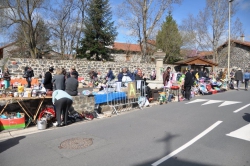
[10,78,39,86]
[170,86,180,102]
[94,92,127,104]
[0,96,52,127]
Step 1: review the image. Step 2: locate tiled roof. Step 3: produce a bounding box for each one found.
[197,51,213,57]
[112,40,156,52]
[0,42,17,50]
[175,56,218,66]
[218,40,250,50]
[112,42,141,52]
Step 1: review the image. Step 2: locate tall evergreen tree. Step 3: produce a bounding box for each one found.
[77,0,117,60]
[156,12,182,64]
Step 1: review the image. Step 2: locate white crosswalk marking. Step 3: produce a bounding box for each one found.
[186,99,241,107]
[226,123,250,142]
[185,99,209,104]
[202,100,223,105]
[219,101,242,107]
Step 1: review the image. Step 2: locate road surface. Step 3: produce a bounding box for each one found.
[0,89,250,166]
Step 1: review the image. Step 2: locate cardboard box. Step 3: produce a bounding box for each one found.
[0,116,25,130]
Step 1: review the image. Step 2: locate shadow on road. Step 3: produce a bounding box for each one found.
[133,133,218,166]
[242,113,250,122]
[0,136,25,153]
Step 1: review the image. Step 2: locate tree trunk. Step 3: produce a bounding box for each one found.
[142,0,147,62]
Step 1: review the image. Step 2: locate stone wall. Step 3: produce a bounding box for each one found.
[6,58,177,81]
[0,95,96,117]
[218,44,250,70]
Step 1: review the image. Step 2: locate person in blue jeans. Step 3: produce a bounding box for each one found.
[244,69,250,91]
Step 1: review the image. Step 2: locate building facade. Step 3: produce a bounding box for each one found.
[218,40,250,70]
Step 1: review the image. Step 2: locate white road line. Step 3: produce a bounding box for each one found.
[219,101,241,107]
[151,121,223,166]
[185,99,209,104]
[202,100,223,105]
[233,104,250,113]
[226,123,250,141]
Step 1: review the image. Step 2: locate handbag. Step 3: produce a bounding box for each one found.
[23,73,28,78]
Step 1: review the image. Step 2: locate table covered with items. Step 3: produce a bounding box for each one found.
[0,85,53,130]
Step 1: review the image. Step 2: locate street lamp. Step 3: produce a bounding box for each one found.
[227,0,233,80]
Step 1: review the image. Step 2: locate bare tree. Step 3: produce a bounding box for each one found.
[48,0,88,59]
[117,0,182,62]
[48,0,74,59]
[180,0,244,63]
[0,0,48,58]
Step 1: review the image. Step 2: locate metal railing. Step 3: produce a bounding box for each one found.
[106,80,147,114]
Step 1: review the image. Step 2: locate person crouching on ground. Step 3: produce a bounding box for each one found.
[52,90,73,127]
[65,73,78,96]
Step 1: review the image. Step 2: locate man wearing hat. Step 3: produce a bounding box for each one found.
[234,67,243,90]
[43,67,54,91]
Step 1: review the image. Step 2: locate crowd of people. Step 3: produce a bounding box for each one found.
[161,67,249,101]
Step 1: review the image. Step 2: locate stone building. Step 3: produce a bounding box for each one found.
[218,39,250,70]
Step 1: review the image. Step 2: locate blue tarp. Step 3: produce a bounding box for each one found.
[94,92,127,104]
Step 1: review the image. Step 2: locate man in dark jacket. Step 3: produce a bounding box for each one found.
[117,67,134,82]
[65,73,78,96]
[184,69,194,100]
[70,66,79,80]
[26,67,34,88]
[234,68,243,90]
[43,67,54,90]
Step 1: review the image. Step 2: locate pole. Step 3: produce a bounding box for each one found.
[227,0,232,80]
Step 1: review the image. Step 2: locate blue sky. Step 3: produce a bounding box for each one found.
[111,0,250,43]
[1,0,249,47]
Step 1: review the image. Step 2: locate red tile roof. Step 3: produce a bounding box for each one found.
[175,56,218,66]
[112,40,156,52]
[112,42,141,52]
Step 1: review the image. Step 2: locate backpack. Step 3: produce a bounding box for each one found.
[229,82,234,89]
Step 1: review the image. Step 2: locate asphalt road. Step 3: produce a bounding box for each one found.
[1,89,250,166]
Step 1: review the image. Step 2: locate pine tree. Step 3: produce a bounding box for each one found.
[77,0,117,61]
[156,12,183,64]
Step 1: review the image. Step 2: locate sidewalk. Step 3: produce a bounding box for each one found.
[0,100,163,141]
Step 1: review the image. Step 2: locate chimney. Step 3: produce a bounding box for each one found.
[240,34,245,42]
